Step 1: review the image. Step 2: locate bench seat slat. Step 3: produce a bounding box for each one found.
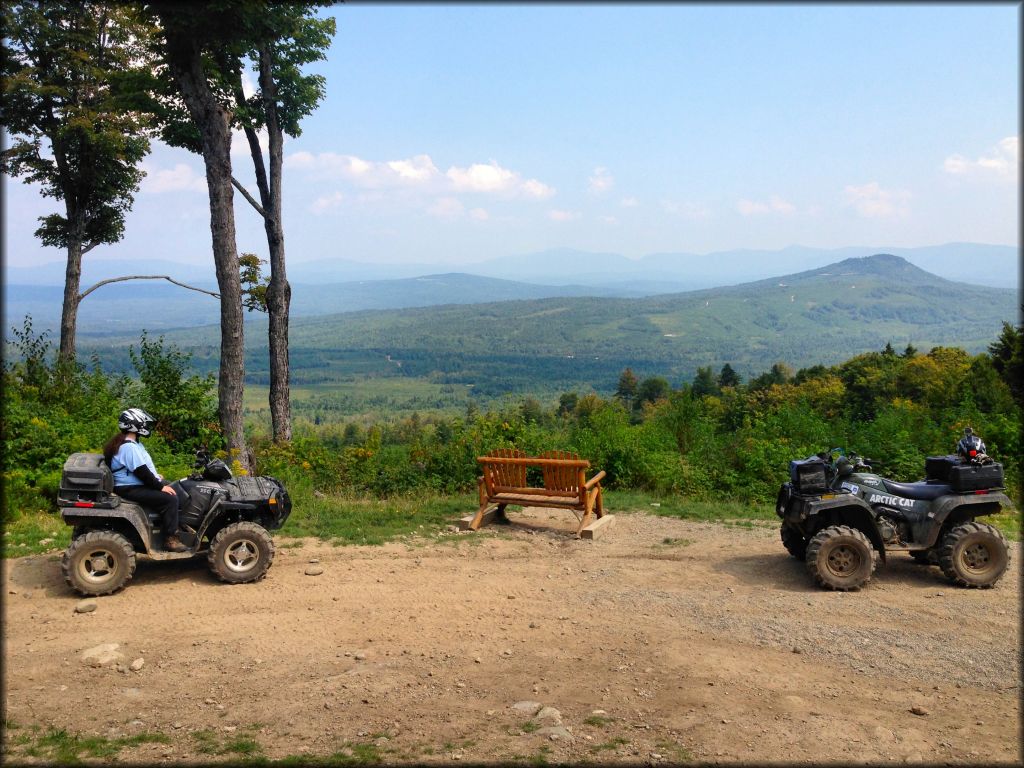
[492,486,578,498]
[490,493,585,508]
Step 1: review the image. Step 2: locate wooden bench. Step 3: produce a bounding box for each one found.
[466,449,609,537]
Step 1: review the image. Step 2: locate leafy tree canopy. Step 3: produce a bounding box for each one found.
[0,1,150,250]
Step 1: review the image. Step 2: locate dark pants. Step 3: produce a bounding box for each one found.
[115,485,179,534]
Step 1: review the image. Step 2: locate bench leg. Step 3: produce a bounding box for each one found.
[469,502,496,531]
[576,487,603,536]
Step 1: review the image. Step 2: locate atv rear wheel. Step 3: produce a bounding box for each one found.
[938,522,1009,588]
[805,525,876,591]
[208,521,275,584]
[62,531,137,596]
[780,524,807,559]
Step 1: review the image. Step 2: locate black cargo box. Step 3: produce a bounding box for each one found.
[948,461,1004,492]
[59,452,113,504]
[789,458,830,494]
[925,454,961,482]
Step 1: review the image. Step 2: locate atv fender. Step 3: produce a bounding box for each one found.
[195,499,258,544]
[791,495,887,563]
[912,491,1012,549]
[61,502,156,554]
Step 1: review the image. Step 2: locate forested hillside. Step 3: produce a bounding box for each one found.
[5,318,1020,534]
[76,254,1018,405]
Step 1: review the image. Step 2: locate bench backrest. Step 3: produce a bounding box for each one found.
[539,450,586,494]
[478,449,590,499]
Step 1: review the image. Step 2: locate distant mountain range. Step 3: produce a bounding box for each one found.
[76,254,1018,397]
[4,242,1017,335]
[3,273,649,335]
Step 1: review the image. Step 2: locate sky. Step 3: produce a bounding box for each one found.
[3,3,1020,269]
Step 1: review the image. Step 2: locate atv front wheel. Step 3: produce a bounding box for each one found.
[62,531,137,596]
[938,522,1009,588]
[780,524,807,559]
[208,521,275,584]
[805,525,876,591]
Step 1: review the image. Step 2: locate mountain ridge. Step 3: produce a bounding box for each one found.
[75,255,1017,399]
[5,241,1016,290]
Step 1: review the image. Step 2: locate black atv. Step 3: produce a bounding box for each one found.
[58,449,291,596]
[776,448,1012,591]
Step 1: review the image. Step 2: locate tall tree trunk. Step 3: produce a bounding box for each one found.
[58,238,82,365]
[158,19,248,465]
[53,137,82,366]
[259,44,291,442]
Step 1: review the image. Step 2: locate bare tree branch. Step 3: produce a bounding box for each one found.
[78,275,221,301]
[81,241,100,256]
[231,175,266,218]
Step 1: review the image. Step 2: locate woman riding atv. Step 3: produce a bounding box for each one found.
[103,408,187,552]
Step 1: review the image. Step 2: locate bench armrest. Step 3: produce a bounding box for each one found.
[584,470,606,489]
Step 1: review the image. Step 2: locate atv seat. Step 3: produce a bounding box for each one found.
[882,479,951,501]
[112,494,165,527]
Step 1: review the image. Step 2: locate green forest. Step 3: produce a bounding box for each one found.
[76,254,1017,411]
[4,316,1021,555]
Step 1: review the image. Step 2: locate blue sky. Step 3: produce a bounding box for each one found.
[3,3,1020,269]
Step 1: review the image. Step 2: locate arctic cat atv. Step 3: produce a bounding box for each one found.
[776,440,1012,591]
[58,449,291,596]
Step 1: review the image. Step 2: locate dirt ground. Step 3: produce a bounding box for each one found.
[3,508,1021,765]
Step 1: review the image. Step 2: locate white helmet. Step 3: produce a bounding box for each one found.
[118,408,156,437]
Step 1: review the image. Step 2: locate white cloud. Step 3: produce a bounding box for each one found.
[547,209,580,222]
[447,161,517,192]
[469,207,490,221]
[736,195,796,216]
[660,199,711,220]
[141,162,206,193]
[943,136,1018,179]
[620,196,639,208]
[311,191,345,214]
[288,150,557,202]
[519,178,556,199]
[446,160,553,199]
[588,166,614,194]
[843,182,911,219]
[601,215,619,225]
[426,197,465,219]
[387,155,441,182]
[284,151,440,188]
[285,152,552,200]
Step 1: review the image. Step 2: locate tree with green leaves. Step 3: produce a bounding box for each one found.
[988,321,1023,401]
[637,376,672,407]
[615,367,638,407]
[748,362,793,391]
[138,2,333,444]
[1,1,151,363]
[145,0,253,463]
[717,363,741,389]
[692,366,720,397]
[228,4,334,442]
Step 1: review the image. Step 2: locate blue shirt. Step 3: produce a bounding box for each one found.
[111,440,160,487]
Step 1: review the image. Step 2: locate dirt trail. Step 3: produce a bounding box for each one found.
[3,509,1020,764]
